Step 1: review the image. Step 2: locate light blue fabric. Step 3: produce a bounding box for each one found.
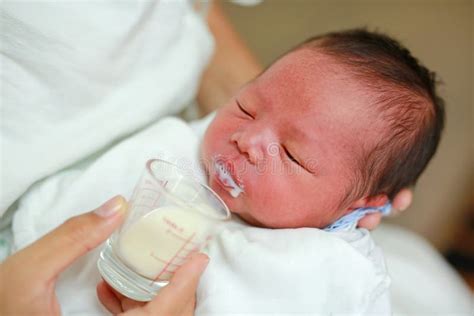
[324,202,392,232]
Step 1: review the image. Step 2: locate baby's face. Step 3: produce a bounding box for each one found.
[201,49,379,228]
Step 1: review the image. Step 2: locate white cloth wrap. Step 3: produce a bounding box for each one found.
[197,222,390,315]
[0,0,214,215]
[11,116,391,315]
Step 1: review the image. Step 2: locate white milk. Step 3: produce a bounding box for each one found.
[117,205,215,280]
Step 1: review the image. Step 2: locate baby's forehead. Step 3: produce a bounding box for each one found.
[250,49,378,119]
[261,49,348,83]
[260,52,349,93]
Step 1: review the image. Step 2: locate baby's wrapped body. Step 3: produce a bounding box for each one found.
[198,220,390,314]
[12,117,390,315]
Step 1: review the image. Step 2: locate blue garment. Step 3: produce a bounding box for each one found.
[324,202,392,232]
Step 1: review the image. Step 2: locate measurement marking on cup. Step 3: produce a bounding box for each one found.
[165,229,200,245]
[149,252,180,267]
[176,246,199,259]
[176,250,198,261]
[154,232,196,282]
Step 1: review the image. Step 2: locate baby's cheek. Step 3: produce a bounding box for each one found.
[246,179,285,222]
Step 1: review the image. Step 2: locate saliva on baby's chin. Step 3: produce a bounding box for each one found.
[213,159,244,198]
[229,186,243,198]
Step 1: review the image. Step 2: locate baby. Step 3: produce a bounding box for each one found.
[201,28,444,231]
[10,29,445,314]
[187,29,444,314]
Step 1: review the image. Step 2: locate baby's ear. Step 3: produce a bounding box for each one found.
[347,194,389,211]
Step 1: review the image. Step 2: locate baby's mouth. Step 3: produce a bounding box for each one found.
[212,157,244,198]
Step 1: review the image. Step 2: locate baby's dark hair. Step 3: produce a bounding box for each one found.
[298,28,445,202]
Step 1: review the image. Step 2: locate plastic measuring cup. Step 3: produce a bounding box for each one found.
[97,159,230,301]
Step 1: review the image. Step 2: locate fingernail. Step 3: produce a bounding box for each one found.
[95,195,126,218]
[188,252,210,272]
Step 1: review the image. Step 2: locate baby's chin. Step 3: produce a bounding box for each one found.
[232,210,268,228]
[230,204,293,229]
[234,207,338,229]
[211,191,268,228]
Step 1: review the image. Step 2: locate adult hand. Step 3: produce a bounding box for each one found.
[96,253,209,315]
[0,195,127,316]
[357,188,413,230]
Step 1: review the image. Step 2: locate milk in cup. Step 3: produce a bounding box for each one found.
[118,205,215,280]
[98,159,230,301]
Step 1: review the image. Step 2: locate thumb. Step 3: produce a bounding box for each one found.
[25,195,127,280]
[144,253,209,315]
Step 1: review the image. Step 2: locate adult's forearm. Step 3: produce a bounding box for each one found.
[197,1,263,115]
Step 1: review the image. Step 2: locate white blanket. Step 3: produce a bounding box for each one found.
[198,221,391,314]
[0,0,213,215]
[12,115,391,315]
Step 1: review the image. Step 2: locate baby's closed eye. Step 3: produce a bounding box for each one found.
[236,99,254,119]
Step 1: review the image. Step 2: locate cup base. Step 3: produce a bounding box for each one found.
[97,239,168,302]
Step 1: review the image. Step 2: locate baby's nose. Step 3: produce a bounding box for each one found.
[230,129,269,164]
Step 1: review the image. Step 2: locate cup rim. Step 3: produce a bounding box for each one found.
[145,158,231,221]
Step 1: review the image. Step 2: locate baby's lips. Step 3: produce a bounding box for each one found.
[212,156,244,198]
[223,157,244,189]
